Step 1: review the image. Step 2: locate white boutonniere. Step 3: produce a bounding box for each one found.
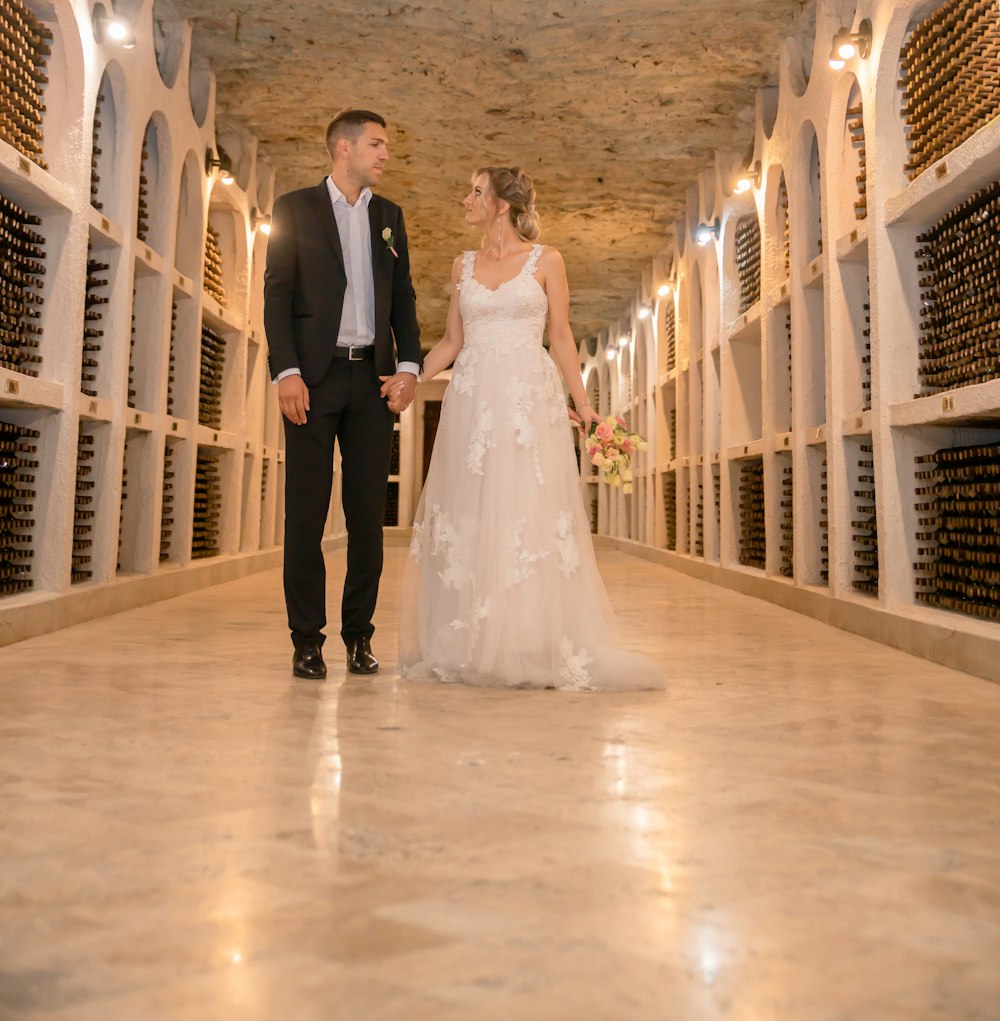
[381,227,398,258]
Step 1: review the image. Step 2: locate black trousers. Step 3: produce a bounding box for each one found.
[282,357,395,648]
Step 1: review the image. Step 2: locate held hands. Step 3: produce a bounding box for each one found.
[379,372,417,414]
[278,374,310,425]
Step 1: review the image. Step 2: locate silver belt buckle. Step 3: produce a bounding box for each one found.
[348,345,365,361]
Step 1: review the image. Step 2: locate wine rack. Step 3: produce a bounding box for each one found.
[915,439,1000,622]
[0,0,52,168]
[589,494,598,535]
[82,252,108,397]
[117,438,128,572]
[738,458,765,569]
[90,89,104,212]
[777,309,792,433]
[694,473,704,557]
[712,463,720,553]
[192,450,221,559]
[779,457,793,578]
[137,137,150,242]
[663,471,676,550]
[0,417,36,596]
[126,281,138,408]
[384,480,399,527]
[861,283,872,411]
[0,192,45,378]
[167,301,178,415]
[852,442,878,596]
[669,408,676,460]
[664,300,676,374]
[389,428,400,476]
[848,104,867,220]
[72,427,95,583]
[820,455,829,585]
[735,215,761,314]
[915,180,1000,397]
[159,441,175,563]
[778,176,790,275]
[204,224,226,306]
[900,0,1000,181]
[199,323,225,429]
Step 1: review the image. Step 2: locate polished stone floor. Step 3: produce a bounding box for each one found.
[1,548,999,1020]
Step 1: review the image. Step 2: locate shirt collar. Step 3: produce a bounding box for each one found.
[327,175,372,210]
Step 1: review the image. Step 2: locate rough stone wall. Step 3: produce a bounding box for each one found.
[169,0,815,342]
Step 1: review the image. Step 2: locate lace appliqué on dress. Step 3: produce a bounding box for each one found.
[505,517,550,588]
[510,377,546,485]
[559,636,595,691]
[466,401,496,476]
[428,504,465,590]
[408,520,425,563]
[553,511,580,578]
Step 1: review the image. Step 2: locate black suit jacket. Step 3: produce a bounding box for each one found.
[263,181,422,384]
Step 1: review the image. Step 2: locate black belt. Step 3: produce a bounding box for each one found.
[332,345,374,361]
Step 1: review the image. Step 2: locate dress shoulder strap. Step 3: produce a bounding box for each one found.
[459,250,475,288]
[524,244,544,275]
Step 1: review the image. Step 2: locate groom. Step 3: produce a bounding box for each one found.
[264,110,422,680]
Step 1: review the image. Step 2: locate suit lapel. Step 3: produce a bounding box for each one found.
[310,180,346,274]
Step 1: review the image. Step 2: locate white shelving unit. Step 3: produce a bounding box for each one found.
[574,0,1000,683]
[0,0,323,646]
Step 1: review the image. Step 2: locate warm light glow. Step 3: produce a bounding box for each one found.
[619,334,630,348]
[221,172,235,186]
[606,349,616,361]
[657,283,672,298]
[837,41,857,59]
[637,306,651,320]
[828,57,846,70]
[260,221,271,236]
[231,950,243,964]
[734,177,752,194]
[107,18,128,40]
[695,224,716,246]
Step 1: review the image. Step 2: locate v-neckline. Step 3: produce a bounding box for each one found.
[471,247,537,293]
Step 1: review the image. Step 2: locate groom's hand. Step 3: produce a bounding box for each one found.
[379,372,417,414]
[278,374,310,425]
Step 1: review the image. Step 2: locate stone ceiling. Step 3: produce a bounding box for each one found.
[172,0,814,344]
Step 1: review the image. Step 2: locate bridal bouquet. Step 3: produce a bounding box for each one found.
[580,416,648,494]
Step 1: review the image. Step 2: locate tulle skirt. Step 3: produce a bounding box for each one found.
[398,341,662,692]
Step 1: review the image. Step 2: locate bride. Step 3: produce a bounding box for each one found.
[387,166,662,692]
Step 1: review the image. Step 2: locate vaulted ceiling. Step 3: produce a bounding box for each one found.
[173,0,814,343]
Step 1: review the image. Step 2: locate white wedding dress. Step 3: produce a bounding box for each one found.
[398,245,662,692]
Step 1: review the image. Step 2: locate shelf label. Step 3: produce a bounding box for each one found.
[5,378,19,395]
[783,435,790,447]
[850,229,858,244]
[743,445,749,455]
[171,421,178,431]
[18,156,30,174]
[942,395,954,412]
[856,416,864,429]
[780,284,787,298]
[134,413,142,426]
[177,274,186,288]
[935,162,949,180]
[89,401,98,414]
[213,432,219,443]
[245,441,251,451]
[101,217,110,232]
[144,248,152,263]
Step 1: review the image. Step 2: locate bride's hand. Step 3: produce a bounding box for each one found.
[574,404,600,432]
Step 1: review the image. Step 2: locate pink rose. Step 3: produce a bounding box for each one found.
[616,417,627,428]
[622,440,635,455]
[595,422,613,441]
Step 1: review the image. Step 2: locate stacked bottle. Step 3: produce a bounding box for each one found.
[0,193,45,377]
[738,458,766,569]
[72,428,95,583]
[0,418,36,596]
[0,0,52,168]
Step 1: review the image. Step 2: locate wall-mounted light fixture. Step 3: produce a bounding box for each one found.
[636,305,651,320]
[251,208,272,235]
[606,349,616,362]
[734,162,761,195]
[618,334,630,348]
[93,3,135,48]
[205,147,235,185]
[657,282,673,298]
[828,19,872,70]
[695,220,720,246]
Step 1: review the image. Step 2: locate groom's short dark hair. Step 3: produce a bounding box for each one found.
[326,110,386,158]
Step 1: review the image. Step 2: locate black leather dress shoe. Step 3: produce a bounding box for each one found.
[292,640,327,680]
[346,636,378,674]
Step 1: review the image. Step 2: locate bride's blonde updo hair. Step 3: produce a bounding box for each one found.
[475,165,541,241]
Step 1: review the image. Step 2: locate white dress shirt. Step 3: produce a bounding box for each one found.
[273,175,419,382]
